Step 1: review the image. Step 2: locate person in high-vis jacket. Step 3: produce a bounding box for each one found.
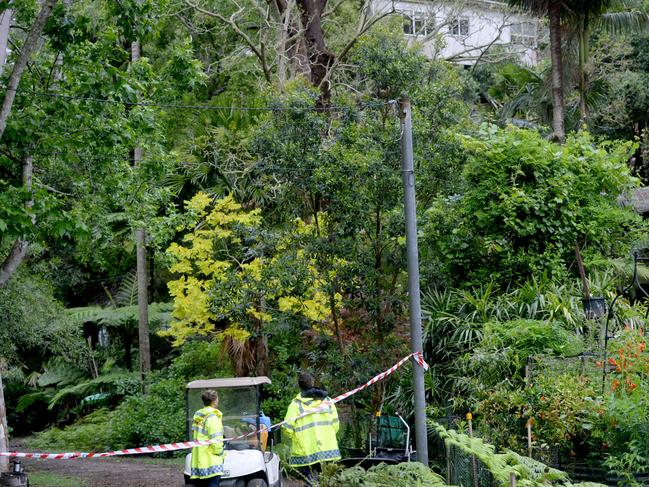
[190,390,224,487]
[283,372,340,486]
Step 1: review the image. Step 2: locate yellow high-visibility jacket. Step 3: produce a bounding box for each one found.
[190,406,225,479]
[283,392,340,467]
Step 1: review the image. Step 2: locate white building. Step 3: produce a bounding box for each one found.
[371,0,540,66]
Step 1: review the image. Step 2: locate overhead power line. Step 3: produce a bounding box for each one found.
[7,87,391,112]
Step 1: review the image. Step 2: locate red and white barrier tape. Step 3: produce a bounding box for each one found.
[1,351,428,460]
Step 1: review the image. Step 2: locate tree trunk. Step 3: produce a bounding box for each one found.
[0,0,58,143]
[0,154,33,470]
[548,0,565,142]
[0,155,35,288]
[0,8,11,77]
[296,0,335,106]
[132,40,151,388]
[578,14,589,125]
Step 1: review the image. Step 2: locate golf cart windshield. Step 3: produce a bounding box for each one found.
[186,377,270,451]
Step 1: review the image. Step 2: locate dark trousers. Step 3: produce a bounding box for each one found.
[297,463,321,487]
[192,476,220,487]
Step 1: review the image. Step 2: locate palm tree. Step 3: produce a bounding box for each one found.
[565,0,649,122]
[508,0,566,141]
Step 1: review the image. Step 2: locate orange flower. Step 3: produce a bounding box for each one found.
[612,379,620,391]
[608,357,617,366]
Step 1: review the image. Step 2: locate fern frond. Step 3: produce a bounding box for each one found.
[114,270,138,307]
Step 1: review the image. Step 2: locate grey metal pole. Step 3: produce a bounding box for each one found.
[399,97,429,464]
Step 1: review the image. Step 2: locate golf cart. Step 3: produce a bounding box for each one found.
[183,377,281,487]
[341,412,415,469]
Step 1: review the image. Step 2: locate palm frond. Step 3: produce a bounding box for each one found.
[595,11,649,34]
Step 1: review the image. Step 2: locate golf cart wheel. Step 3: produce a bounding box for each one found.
[246,479,268,487]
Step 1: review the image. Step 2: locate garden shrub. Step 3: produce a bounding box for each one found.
[28,408,114,452]
[421,127,643,286]
[430,421,606,487]
[166,339,231,381]
[476,373,603,461]
[600,329,649,483]
[318,461,449,487]
[109,378,185,448]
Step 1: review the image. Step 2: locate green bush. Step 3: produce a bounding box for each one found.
[28,409,114,452]
[167,340,231,381]
[476,373,604,462]
[421,127,643,286]
[109,378,185,448]
[318,462,449,487]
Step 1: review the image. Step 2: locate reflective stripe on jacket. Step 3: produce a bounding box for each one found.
[190,406,225,479]
[282,393,340,467]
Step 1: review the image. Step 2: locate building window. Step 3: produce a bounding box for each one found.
[511,21,536,46]
[401,11,433,37]
[448,17,469,36]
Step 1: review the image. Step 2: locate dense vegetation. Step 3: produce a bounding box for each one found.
[1,0,649,484]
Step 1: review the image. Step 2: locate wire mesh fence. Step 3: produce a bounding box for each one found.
[429,417,498,487]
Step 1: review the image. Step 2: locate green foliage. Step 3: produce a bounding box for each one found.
[68,302,173,333]
[431,421,607,487]
[482,320,583,358]
[350,25,430,101]
[0,268,83,367]
[601,329,649,480]
[109,378,185,448]
[165,340,231,381]
[318,461,449,487]
[47,371,140,411]
[421,126,643,286]
[28,408,115,452]
[477,374,603,457]
[29,338,232,450]
[28,472,89,487]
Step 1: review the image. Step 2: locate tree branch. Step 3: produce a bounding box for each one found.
[0,0,58,143]
[184,0,272,82]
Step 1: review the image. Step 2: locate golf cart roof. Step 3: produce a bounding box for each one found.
[186,377,271,390]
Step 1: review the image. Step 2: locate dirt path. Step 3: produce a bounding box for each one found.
[21,456,184,487]
[11,440,301,487]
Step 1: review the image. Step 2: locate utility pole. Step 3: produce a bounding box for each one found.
[132,39,151,388]
[398,97,428,464]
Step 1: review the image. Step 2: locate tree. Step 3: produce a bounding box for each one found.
[420,126,643,286]
[164,192,342,376]
[565,0,649,122]
[0,0,58,288]
[508,0,566,141]
[181,0,396,105]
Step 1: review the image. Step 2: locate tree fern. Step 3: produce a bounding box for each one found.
[430,421,607,487]
[319,461,450,487]
[47,371,139,410]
